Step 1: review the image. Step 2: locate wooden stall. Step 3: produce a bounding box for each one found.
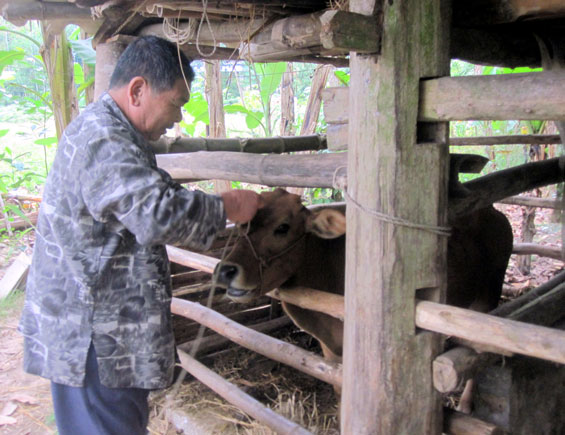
[3,1,565,434]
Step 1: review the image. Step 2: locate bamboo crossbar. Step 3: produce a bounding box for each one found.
[449,134,562,146]
[512,243,564,260]
[170,298,343,387]
[177,349,312,435]
[152,134,327,154]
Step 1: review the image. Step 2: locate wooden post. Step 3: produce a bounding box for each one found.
[342,1,450,433]
[94,38,129,100]
[280,63,295,136]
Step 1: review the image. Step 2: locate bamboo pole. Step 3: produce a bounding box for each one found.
[416,299,565,365]
[152,135,327,154]
[177,349,312,435]
[171,297,343,388]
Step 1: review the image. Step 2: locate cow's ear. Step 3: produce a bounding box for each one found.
[306,209,346,239]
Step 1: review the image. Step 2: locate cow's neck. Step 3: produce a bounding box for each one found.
[282,234,346,296]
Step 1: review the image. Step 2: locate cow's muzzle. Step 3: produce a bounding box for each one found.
[214,261,258,302]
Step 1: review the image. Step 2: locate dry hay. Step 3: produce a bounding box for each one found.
[148,327,339,434]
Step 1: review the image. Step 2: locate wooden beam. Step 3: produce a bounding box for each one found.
[420,71,565,121]
[166,246,219,273]
[267,287,345,321]
[450,134,562,146]
[240,10,380,62]
[156,151,347,188]
[171,297,343,388]
[1,1,100,34]
[152,134,327,154]
[342,0,450,433]
[177,349,311,435]
[177,315,292,356]
[433,271,565,393]
[416,299,565,365]
[512,242,563,260]
[498,195,564,209]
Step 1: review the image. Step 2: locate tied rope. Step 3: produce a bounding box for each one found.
[332,166,452,237]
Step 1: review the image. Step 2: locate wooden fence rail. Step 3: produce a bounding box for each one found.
[177,348,312,435]
[170,297,343,388]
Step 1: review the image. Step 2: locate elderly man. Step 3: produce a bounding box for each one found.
[19,36,262,434]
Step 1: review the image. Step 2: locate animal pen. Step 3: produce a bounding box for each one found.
[3,0,565,434]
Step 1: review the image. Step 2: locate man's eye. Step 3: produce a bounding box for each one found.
[274,223,290,236]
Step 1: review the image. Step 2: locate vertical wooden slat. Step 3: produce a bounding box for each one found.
[205,60,232,194]
[342,0,450,433]
[93,39,129,100]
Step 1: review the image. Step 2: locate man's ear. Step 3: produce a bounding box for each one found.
[127,76,147,107]
[305,209,346,239]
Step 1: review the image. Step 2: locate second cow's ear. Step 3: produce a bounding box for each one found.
[306,209,346,239]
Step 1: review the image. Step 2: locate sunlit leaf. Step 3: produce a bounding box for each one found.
[334,70,350,85]
[258,62,286,105]
[34,137,58,146]
[0,50,25,76]
[69,38,96,66]
[74,62,84,85]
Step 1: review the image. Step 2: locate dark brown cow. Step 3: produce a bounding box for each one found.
[215,188,513,367]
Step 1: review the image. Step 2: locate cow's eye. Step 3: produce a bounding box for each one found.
[274,223,290,236]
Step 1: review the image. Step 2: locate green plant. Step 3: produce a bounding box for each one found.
[0,288,25,320]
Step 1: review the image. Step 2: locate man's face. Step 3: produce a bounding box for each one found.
[138,78,190,141]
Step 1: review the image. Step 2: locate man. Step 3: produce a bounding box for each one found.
[18,36,262,434]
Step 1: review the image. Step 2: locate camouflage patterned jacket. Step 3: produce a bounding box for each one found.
[19,93,225,389]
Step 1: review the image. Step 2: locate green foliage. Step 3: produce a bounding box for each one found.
[0,289,25,320]
[224,104,264,130]
[256,62,286,106]
[334,70,350,85]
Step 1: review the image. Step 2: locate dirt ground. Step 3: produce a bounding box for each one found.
[0,203,562,434]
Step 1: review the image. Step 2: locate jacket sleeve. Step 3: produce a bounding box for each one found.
[78,128,225,250]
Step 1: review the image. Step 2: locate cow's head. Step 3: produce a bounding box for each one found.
[215,188,346,303]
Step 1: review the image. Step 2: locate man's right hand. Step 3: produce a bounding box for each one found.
[221,190,264,224]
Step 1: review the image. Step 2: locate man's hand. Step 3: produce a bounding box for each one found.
[221,190,263,224]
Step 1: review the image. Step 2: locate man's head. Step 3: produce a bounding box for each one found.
[108,36,195,141]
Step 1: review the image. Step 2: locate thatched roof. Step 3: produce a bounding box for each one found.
[2,1,565,67]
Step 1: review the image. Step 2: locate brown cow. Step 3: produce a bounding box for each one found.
[215,188,513,368]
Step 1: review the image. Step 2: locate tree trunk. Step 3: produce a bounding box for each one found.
[205,60,232,194]
[40,23,79,139]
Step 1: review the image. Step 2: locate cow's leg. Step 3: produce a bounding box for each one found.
[320,342,343,396]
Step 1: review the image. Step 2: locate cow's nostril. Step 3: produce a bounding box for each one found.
[218,264,238,284]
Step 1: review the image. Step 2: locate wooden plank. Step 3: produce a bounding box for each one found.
[415,300,565,365]
[177,349,312,435]
[267,287,345,321]
[321,87,349,124]
[342,0,450,433]
[326,124,348,151]
[156,151,347,188]
[420,71,565,121]
[450,134,562,146]
[0,252,31,299]
[171,297,342,388]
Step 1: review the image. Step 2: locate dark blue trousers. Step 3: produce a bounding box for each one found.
[51,344,150,435]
